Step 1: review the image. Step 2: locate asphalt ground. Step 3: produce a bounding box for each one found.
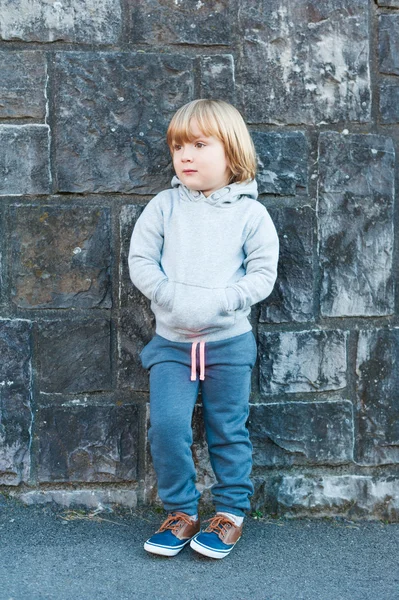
[0,495,398,600]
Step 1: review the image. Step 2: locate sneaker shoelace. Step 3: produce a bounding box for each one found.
[203,515,234,537]
[157,512,194,534]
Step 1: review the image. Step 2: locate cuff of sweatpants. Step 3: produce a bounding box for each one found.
[214,505,246,517]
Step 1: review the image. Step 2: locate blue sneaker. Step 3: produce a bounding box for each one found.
[190,514,243,559]
[144,512,200,557]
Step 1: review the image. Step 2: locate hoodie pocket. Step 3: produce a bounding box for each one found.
[169,282,235,332]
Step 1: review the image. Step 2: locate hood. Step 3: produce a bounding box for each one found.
[171,175,258,207]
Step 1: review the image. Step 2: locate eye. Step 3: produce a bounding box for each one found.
[173,144,182,151]
[195,142,205,148]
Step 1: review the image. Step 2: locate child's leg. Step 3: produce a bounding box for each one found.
[199,331,257,517]
[141,335,201,515]
[148,361,201,514]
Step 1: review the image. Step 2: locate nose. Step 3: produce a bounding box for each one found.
[181,146,193,162]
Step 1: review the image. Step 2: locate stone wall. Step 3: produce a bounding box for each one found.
[0,0,398,521]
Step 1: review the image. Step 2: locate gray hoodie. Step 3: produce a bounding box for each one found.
[128,175,279,346]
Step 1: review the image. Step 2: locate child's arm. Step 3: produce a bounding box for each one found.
[128,197,172,309]
[225,209,279,312]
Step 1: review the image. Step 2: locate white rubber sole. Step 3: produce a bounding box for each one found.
[190,536,240,559]
[144,537,191,557]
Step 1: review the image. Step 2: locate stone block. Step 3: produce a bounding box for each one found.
[379,14,399,75]
[249,401,353,466]
[380,83,399,123]
[377,0,399,5]
[130,0,230,45]
[355,328,399,465]
[197,55,235,103]
[318,132,395,317]
[259,329,347,395]
[54,52,193,194]
[261,206,314,323]
[252,131,308,196]
[237,0,371,124]
[0,319,32,485]
[10,206,111,309]
[37,319,112,394]
[0,0,121,44]
[16,488,138,509]
[0,125,50,196]
[274,474,399,520]
[0,51,46,119]
[36,404,139,483]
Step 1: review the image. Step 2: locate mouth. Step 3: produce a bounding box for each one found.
[183,170,197,173]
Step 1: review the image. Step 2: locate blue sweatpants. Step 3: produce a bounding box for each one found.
[139,330,257,517]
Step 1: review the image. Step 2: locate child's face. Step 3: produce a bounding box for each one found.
[172,119,231,197]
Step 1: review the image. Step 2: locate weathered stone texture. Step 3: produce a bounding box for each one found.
[259,329,347,395]
[377,0,399,5]
[0,208,3,301]
[380,83,399,123]
[0,0,121,43]
[0,125,50,196]
[13,474,399,519]
[355,328,399,466]
[37,319,111,394]
[274,475,399,520]
[0,51,46,119]
[238,0,371,124]
[250,401,353,466]
[252,132,308,196]
[54,52,193,194]
[261,206,314,323]
[197,55,235,104]
[17,488,138,509]
[318,132,395,317]
[36,404,139,483]
[130,0,230,45]
[10,206,111,309]
[379,15,399,75]
[0,319,32,485]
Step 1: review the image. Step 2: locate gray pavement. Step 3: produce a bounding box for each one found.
[0,494,398,600]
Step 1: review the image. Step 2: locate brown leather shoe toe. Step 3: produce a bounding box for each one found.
[144,512,200,557]
[190,514,243,559]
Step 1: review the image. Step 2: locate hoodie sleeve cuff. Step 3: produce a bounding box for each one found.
[225,286,242,312]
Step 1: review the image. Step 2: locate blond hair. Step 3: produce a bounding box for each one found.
[166,99,257,184]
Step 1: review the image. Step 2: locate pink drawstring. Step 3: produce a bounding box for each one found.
[191,342,197,381]
[199,341,205,380]
[190,341,206,381]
